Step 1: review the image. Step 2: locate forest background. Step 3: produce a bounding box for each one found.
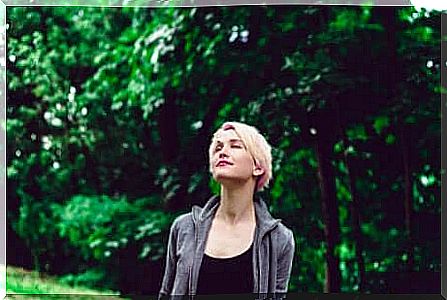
[6,4,443,295]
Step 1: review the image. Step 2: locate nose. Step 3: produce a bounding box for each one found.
[218,145,229,158]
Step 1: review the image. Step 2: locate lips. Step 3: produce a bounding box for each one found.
[216,160,233,167]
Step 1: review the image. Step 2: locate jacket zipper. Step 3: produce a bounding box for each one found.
[187,265,192,297]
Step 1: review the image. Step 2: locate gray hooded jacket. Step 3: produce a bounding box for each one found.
[158,195,295,299]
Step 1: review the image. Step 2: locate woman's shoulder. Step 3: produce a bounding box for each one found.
[171,212,195,230]
[275,222,294,239]
[274,222,295,251]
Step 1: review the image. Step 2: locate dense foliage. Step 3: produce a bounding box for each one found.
[6,5,442,294]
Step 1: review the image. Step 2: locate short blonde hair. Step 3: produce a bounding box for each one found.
[208,121,273,192]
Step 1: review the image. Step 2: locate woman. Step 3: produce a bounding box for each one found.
[158,121,295,299]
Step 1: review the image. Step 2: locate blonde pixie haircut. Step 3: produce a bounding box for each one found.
[208,121,273,192]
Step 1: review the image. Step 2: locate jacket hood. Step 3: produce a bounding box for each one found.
[191,194,281,235]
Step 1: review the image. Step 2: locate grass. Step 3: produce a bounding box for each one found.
[6,265,128,299]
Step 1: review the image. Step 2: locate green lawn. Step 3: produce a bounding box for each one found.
[6,265,127,299]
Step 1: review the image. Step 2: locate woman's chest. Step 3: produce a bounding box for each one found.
[204,221,255,258]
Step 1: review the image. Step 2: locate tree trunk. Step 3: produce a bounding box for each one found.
[345,156,366,291]
[399,122,414,271]
[158,86,180,165]
[377,7,414,271]
[31,249,41,274]
[334,98,366,291]
[158,86,183,212]
[312,108,342,292]
[376,4,415,271]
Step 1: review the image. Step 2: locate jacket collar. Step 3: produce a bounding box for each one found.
[191,194,281,235]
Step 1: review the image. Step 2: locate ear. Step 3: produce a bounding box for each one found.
[253,165,265,177]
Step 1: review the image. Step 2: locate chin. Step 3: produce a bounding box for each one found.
[213,172,234,182]
[213,173,251,186]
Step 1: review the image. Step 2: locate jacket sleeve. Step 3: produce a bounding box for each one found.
[158,218,180,300]
[276,228,295,294]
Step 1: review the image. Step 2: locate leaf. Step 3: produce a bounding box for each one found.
[346,124,368,141]
[373,116,390,135]
[385,134,396,145]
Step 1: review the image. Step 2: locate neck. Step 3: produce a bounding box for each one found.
[216,182,256,225]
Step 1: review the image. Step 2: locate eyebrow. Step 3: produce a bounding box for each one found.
[215,139,244,144]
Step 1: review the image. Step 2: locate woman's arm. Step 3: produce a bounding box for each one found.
[276,228,295,294]
[158,218,180,300]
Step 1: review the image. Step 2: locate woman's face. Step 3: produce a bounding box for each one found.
[210,129,260,186]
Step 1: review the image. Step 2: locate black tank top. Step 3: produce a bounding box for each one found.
[196,243,254,295]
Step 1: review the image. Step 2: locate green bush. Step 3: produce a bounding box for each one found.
[51,194,175,290]
[59,268,109,289]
